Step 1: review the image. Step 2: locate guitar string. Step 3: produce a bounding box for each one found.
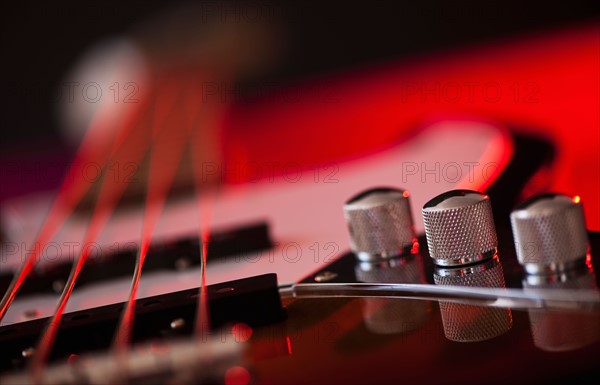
[189,72,252,338]
[113,76,191,351]
[191,120,214,337]
[180,77,215,337]
[0,93,148,323]
[29,99,154,381]
[280,282,600,310]
[108,74,218,380]
[10,72,223,380]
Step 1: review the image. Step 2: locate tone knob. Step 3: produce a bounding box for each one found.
[510,193,589,274]
[343,187,417,262]
[422,190,497,266]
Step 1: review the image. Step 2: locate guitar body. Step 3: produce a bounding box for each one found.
[1,118,513,322]
[1,22,599,384]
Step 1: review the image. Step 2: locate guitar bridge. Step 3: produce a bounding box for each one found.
[0,273,286,373]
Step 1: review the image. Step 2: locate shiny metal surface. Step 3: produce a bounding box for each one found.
[422,190,497,266]
[355,254,430,334]
[524,265,600,352]
[355,254,424,284]
[280,282,600,311]
[433,256,512,342]
[433,251,498,277]
[343,187,417,262]
[522,257,589,275]
[511,193,589,273]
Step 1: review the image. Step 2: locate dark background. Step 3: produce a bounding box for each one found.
[1,0,599,151]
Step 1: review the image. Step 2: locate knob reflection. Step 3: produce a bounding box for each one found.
[524,264,600,352]
[434,256,512,342]
[355,253,430,335]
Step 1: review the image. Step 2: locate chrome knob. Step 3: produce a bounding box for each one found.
[510,194,589,274]
[422,190,497,266]
[343,187,417,262]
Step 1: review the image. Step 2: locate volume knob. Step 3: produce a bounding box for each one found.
[422,190,497,266]
[343,187,416,262]
[510,193,589,274]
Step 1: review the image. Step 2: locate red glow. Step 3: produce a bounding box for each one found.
[224,366,251,385]
[232,323,253,343]
[585,253,593,271]
[224,24,600,230]
[286,335,293,355]
[573,195,581,204]
[410,240,420,255]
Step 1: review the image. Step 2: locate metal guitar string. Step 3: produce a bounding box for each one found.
[113,76,187,351]
[114,75,215,349]
[278,283,600,311]
[29,95,155,380]
[1,72,226,381]
[189,103,215,336]
[0,95,148,323]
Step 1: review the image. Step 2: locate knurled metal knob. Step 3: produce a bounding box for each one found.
[510,193,589,274]
[343,187,417,262]
[422,190,497,266]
